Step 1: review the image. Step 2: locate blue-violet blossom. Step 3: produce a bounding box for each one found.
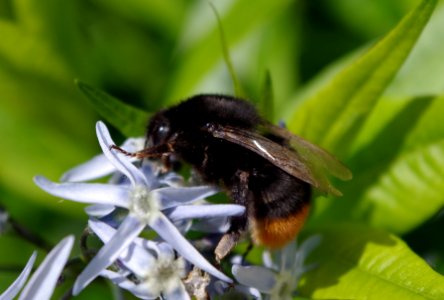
[232,235,322,300]
[34,121,245,296]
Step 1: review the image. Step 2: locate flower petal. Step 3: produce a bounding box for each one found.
[292,235,322,275]
[96,121,148,186]
[159,172,185,188]
[90,220,170,257]
[0,252,36,300]
[150,214,231,283]
[34,176,129,208]
[73,216,145,295]
[262,250,276,270]
[84,204,116,217]
[167,204,245,221]
[100,270,157,299]
[61,138,144,182]
[88,219,155,278]
[156,186,218,209]
[232,265,276,293]
[19,236,74,300]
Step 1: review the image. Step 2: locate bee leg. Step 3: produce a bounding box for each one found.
[215,171,250,263]
[241,242,254,263]
[160,153,172,173]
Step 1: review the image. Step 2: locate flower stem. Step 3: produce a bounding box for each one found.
[80,226,96,261]
[3,207,53,252]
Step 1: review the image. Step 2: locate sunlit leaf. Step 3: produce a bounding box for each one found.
[386,4,444,97]
[312,97,438,233]
[358,136,444,233]
[288,0,437,157]
[300,225,444,299]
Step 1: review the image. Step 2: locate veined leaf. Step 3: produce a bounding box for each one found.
[310,96,437,233]
[76,80,149,137]
[351,96,444,234]
[358,137,444,233]
[288,0,437,157]
[300,224,444,299]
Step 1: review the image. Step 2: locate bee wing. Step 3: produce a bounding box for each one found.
[207,123,351,196]
[264,123,353,181]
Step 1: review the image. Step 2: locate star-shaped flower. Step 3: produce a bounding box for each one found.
[34,121,245,295]
[232,235,321,300]
[89,218,190,299]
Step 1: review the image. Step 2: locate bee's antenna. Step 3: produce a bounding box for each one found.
[110,143,174,159]
[109,145,139,157]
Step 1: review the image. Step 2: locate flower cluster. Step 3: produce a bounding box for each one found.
[31,121,245,299]
[1,121,321,299]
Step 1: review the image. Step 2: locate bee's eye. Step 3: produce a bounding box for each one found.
[154,124,170,143]
[158,125,169,134]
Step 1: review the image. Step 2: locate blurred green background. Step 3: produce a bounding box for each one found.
[1,0,444,298]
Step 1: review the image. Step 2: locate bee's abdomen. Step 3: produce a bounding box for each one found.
[249,169,311,248]
[250,203,310,248]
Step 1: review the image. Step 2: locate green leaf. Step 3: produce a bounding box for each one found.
[357,134,444,233]
[403,95,444,153]
[310,96,436,232]
[386,4,444,97]
[300,224,444,299]
[288,0,437,157]
[76,80,149,137]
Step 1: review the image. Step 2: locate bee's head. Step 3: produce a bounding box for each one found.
[146,110,174,147]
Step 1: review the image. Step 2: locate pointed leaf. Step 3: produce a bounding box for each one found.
[76,80,149,137]
[288,0,437,157]
[260,70,274,121]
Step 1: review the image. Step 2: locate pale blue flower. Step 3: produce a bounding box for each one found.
[34,121,245,296]
[60,137,145,183]
[232,235,322,300]
[0,236,74,300]
[90,219,189,299]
